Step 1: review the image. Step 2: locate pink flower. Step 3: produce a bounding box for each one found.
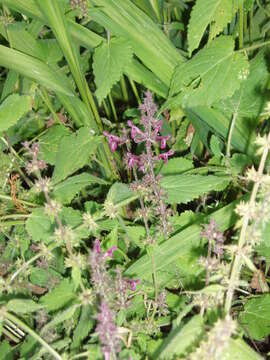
[156,135,170,149]
[126,279,140,291]
[104,246,117,259]
[126,152,140,169]
[103,131,123,152]
[158,150,174,163]
[127,120,145,143]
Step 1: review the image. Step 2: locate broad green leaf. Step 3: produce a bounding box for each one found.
[125,198,239,280]
[161,157,194,176]
[93,37,133,104]
[188,0,233,54]
[0,341,13,360]
[0,94,32,132]
[54,173,109,204]
[106,182,138,206]
[7,299,43,314]
[52,127,101,184]
[154,315,204,358]
[72,305,95,349]
[239,294,270,340]
[40,279,76,312]
[215,50,269,119]
[169,37,249,108]
[26,208,52,243]
[161,174,230,204]
[39,125,71,165]
[0,45,74,96]
[221,339,263,360]
[90,0,183,86]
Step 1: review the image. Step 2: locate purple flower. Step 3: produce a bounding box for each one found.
[103,131,123,152]
[126,279,140,291]
[127,120,145,143]
[126,152,140,169]
[104,246,117,259]
[96,301,120,359]
[158,150,174,163]
[93,239,101,254]
[156,135,170,149]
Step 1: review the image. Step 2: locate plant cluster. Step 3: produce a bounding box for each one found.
[1,0,270,359]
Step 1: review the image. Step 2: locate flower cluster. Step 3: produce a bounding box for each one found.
[23,142,47,175]
[104,91,174,238]
[89,239,139,359]
[201,219,225,257]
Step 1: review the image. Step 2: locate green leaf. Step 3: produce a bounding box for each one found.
[161,157,194,176]
[0,45,74,96]
[7,299,43,314]
[239,294,270,340]
[52,127,101,184]
[106,182,138,206]
[41,305,79,335]
[53,173,109,204]
[221,339,263,360]
[0,340,13,360]
[26,208,52,243]
[72,305,94,349]
[154,315,204,358]
[0,94,32,132]
[93,37,133,104]
[188,0,233,54]
[39,125,71,165]
[215,50,269,119]
[40,279,76,312]
[169,37,249,108]
[161,174,230,204]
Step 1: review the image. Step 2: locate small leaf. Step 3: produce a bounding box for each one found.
[161,157,194,176]
[26,208,52,243]
[7,299,43,314]
[188,0,233,54]
[106,182,138,206]
[93,37,133,104]
[52,127,101,184]
[41,305,79,335]
[40,279,76,312]
[72,305,94,349]
[53,173,109,204]
[161,174,230,204]
[0,94,32,132]
[154,315,204,358]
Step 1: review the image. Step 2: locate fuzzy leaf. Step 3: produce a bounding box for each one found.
[52,127,101,184]
[188,0,233,54]
[53,173,109,204]
[40,279,76,312]
[26,208,52,243]
[41,305,79,335]
[169,37,249,108]
[239,294,270,340]
[93,37,133,104]
[161,157,194,176]
[0,94,32,132]
[72,305,94,349]
[221,339,263,359]
[215,50,269,119]
[161,174,230,204]
[39,125,70,165]
[7,299,43,314]
[155,315,204,358]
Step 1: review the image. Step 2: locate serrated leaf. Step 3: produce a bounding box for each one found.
[161,157,194,176]
[52,127,101,184]
[93,37,133,104]
[40,279,76,312]
[39,125,71,165]
[161,174,230,204]
[26,208,52,243]
[168,37,249,108]
[239,294,270,340]
[53,173,109,204]
[72,305,94,349]
[188,0,233,54]
[7,299,43,314]
[155,315,204,358]
[0,94,32,132]
[41,305,79,335]
[215,50,268,119]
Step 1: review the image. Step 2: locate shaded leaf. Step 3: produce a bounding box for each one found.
[0,94,32,132]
